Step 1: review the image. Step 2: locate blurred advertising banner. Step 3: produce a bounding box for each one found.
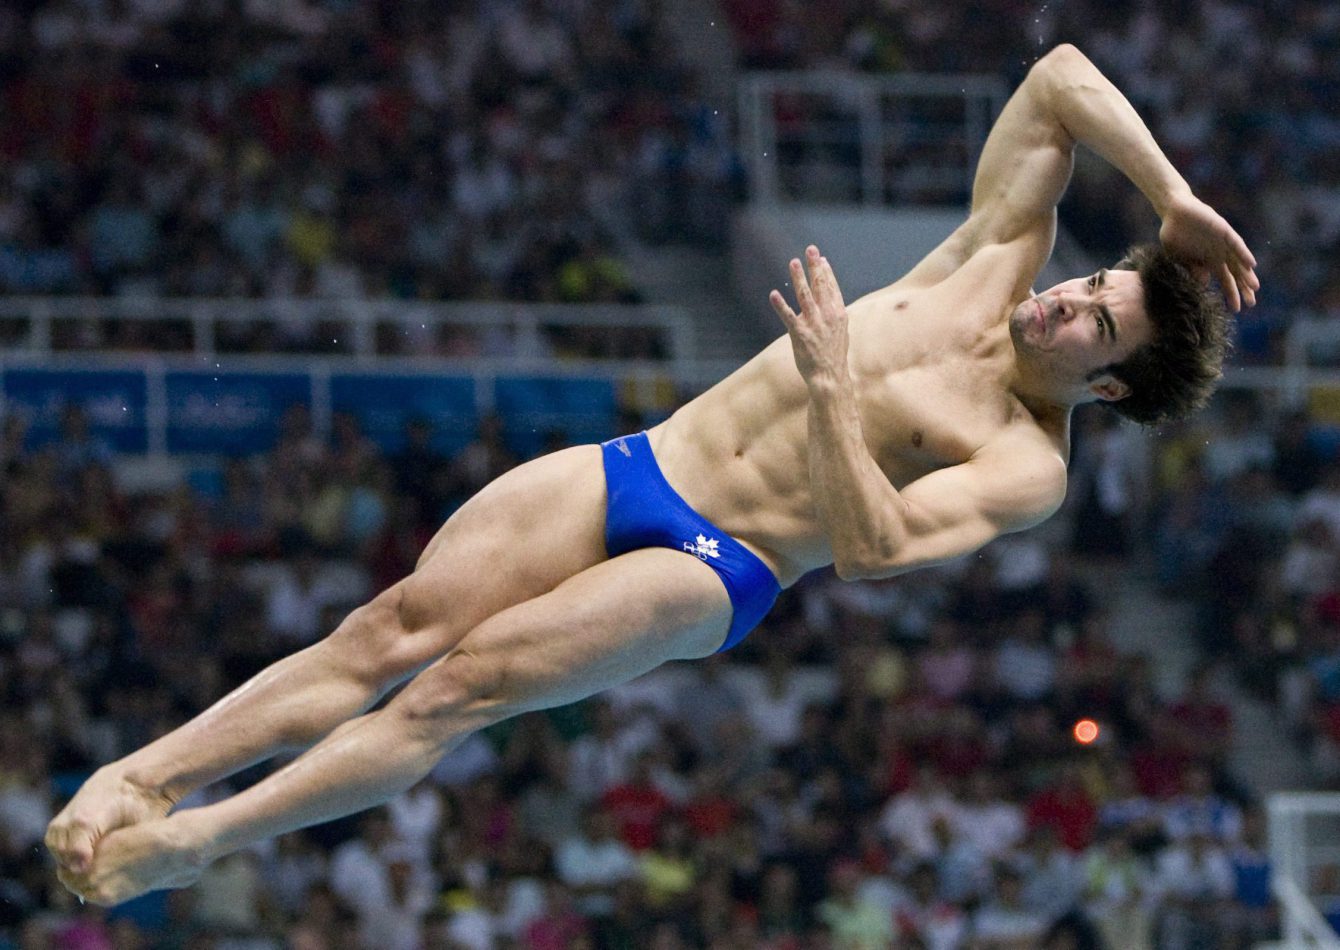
[330,374,476,453]
[164,371,310,454]
[494,376,618,457]
[2,365,625,458]
[3,368,148,453]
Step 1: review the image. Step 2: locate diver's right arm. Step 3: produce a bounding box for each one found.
[771,247,1065,580]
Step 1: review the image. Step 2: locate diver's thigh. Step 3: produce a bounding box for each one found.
[399,444,610,638]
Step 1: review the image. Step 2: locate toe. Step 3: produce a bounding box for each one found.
[56,822,96,872]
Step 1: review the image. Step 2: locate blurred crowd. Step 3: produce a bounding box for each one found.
[0,0,740,309]
[1127,387,1340,799]
[7,0,1334,359]
[8,0,1340,947]
[0,404,1280,949]
[4,0,1336,367]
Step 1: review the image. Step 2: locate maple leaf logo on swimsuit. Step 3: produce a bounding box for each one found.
[684,534,721,560]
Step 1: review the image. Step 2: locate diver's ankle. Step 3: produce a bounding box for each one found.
[107,763,184,811]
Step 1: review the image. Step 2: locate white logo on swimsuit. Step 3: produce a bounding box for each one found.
[615,438,631,457]
[684,533,722,560]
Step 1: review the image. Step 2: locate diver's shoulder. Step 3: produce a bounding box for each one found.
[995,401,1071,467]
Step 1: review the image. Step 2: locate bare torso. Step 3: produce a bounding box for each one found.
[649,266,1069,586]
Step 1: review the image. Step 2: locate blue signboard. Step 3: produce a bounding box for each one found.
[493,376,618,457]
[331,374,477,453]
[1,364,632,459]
[164,371,310,454]
[3,368,148,453]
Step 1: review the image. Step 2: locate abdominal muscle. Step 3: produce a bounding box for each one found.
[646,334,837,587]
[642,280,1023,587]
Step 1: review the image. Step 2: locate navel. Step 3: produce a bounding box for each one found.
[911,430,923,448]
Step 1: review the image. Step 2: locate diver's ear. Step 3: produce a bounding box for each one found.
[1089,374,1131,402]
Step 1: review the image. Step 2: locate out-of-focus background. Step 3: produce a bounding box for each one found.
[3,1,1340,948]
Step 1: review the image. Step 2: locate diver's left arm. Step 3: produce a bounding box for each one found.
[965,44,1257,309]
[1031,45,1259,309]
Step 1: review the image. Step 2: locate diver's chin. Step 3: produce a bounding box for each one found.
[1008,309,1036,351]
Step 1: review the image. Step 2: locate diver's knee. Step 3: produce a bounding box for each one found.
[324,584,439,688]
[397,644,512,735]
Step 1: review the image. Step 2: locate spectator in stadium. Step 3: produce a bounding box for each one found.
[814,859,894,950]
[971,864,1049,950]
[554,806,638,919]
[1083,825,1154,950]
[1151,828,1235,950]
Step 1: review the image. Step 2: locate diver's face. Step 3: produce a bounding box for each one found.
[1010,268,1152,399]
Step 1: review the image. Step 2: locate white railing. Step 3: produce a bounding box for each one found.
[0,297,724,456]
[0,296,697,369]
[738,72,1008,205]
[1275,318,1340,404]
[1268,793,1340,949]
[0,349,693,457]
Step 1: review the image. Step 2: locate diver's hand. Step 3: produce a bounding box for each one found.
[1159,193,1259,311]
[770,245,851,390]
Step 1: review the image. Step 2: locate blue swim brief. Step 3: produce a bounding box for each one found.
[600,432,781,652]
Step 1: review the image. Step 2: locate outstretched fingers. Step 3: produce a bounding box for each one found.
[770,252,818,328]
[791,257,814,311]
[771,244,845,325]
[1219,261,1242,312]
[768,288,797,327]
[1222,256,1260,312]
[1225,227,1259,310]
[820,253,843,301]
[1234,250,1260,309]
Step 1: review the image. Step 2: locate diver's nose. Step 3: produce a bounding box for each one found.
[1054,294,1072,322]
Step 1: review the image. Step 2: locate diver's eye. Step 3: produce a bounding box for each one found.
[1087,275,1097,289]
[1095,315,1103,332]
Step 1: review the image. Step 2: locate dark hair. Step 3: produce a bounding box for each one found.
[1099,243,1230,426]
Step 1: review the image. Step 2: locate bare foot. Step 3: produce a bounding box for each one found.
[56,817,205,906]
[45,768,178,874]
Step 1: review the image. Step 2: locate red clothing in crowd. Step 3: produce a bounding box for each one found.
[1026,781,1097,851]
[600,780,671,851]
